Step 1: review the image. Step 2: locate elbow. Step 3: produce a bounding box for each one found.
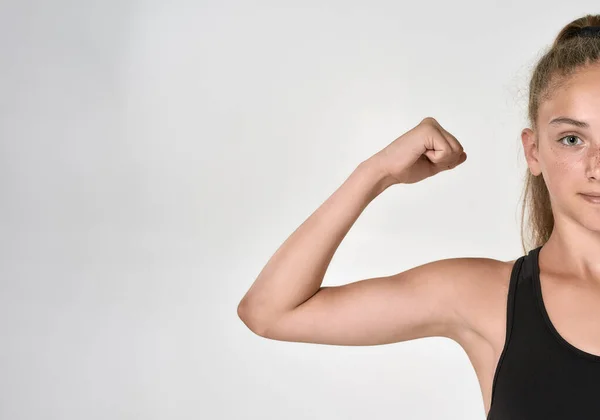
[238,300,270,338]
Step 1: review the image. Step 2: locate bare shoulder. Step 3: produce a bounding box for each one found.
[448,256,518,352]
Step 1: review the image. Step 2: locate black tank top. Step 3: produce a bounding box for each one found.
[487,245,600,419]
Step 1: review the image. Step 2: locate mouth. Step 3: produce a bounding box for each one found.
[580,193,600,203]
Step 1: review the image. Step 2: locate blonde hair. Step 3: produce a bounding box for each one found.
[519,14,600,255]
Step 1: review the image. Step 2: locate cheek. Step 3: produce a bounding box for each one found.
[541,148,581,194]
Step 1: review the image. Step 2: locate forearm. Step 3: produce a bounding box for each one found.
[238,156,394,328]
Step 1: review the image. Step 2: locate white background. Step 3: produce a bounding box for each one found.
[1,1,593,419]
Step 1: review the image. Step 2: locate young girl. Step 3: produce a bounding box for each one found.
[238,14,600,419]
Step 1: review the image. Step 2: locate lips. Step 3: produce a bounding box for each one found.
[581,193,600,197]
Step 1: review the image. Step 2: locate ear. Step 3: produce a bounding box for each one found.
[521,128,542,176]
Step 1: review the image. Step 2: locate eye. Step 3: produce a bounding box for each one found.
[557,135,583,147]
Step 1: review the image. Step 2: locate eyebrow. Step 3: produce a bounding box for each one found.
[548,117,590,128]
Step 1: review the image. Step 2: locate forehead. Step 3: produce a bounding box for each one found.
[539,64,600,123]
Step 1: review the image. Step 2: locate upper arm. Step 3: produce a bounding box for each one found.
[256,257,496,346]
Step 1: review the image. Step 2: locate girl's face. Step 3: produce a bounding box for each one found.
[522,63,600,224]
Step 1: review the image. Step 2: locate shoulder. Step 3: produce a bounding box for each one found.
[430,256,515,302]
[445,257,518,350]
[404,255,517,345]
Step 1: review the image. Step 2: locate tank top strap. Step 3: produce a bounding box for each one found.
[488,252,527,410]
[489,246,543,414]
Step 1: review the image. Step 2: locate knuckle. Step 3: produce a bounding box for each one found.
[417,122,437,136]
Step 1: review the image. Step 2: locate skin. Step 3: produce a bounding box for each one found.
[522,61,600,283]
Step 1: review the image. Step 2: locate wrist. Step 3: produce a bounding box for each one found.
[357,155,396,196]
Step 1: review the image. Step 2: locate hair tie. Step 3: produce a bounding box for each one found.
[577,26,600,37]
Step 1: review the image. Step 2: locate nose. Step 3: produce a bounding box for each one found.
[585,146,600,180]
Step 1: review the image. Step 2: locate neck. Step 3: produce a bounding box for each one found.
[542,220,600,284]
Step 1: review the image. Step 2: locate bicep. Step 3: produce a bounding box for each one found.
[260,258,482,346]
